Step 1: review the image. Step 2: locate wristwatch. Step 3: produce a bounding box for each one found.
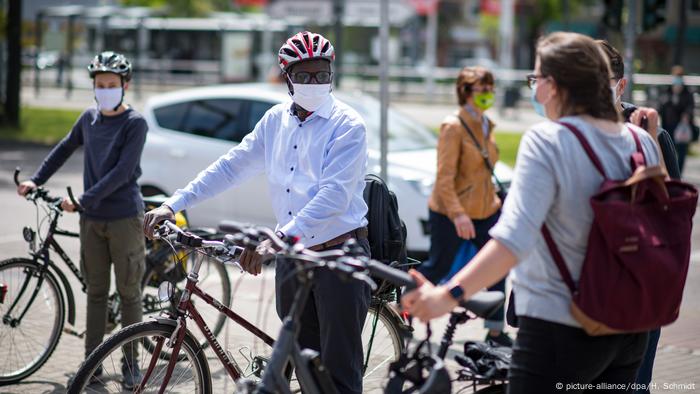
[447,283,465,302]
[275,231,286,241]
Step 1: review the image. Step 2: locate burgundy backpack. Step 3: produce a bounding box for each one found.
[542,122,698,335]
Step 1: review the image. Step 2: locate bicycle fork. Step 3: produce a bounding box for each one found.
[2,262,47,328]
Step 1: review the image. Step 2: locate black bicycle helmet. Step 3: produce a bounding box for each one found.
[87,51,132,82]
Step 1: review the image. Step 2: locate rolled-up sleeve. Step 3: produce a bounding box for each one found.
[489,129,557,260]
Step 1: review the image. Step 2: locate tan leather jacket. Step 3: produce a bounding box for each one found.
[428,108,502,220]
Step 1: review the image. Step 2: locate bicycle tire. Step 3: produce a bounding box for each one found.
[0,258,66,385]
[141,244,232,357]
[67,320,211,394]
[362,302,406,390]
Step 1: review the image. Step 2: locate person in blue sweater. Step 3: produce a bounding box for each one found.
[16,52,148,390]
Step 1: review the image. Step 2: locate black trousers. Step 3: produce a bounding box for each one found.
[275,237,371,394]
[508,317,648,394]
[420,210,505,328]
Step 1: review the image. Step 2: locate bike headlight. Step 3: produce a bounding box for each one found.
[157,281,175,303]
[22,227,35,243]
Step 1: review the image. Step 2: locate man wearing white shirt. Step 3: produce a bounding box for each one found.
[144,32,370,394]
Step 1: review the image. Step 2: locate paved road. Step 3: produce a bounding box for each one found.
[0,142,698,393]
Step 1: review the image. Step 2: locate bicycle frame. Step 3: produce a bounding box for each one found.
[144,252,276,393]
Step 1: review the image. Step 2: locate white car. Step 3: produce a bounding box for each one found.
[140,83,513,257]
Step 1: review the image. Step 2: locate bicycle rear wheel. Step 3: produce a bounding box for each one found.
[68,320,211,394]
[0,258,65,385]
[362,301,406,391]
[141,245,231,354]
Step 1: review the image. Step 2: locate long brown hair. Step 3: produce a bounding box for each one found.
[537,32,619,122]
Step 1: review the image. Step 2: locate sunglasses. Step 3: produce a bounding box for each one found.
[288,71,333,84]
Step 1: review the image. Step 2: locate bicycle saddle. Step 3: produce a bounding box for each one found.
[461,291,505,320]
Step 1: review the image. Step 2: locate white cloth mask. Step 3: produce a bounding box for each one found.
[95,88,123,111]
[289,83,331,112]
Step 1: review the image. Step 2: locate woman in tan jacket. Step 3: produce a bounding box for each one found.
[420,66,511,346]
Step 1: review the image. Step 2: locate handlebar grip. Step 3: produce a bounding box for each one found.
[13,167,20,186]
[366,260,417,291]
[66,187,84,213]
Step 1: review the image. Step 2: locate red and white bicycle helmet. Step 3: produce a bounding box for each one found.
[278,31,335,71]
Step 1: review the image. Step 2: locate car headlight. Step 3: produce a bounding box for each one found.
[407,179,434,197]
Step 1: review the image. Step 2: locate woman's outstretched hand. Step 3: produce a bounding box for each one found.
[401,269,458,323]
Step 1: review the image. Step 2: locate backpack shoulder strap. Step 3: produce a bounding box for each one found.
[541,224,577,294]
[627,126,647,170]
[558,121,607,179]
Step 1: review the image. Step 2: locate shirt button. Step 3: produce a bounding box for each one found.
[288,211,292,215]
[290,167,294,171]
[293,145,297,149]
[286,188,290,193]
[299,124,302,127]
[311,235,315,239]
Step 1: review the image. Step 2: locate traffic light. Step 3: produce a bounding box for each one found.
[602,0,623,31]
[642,0,667,31]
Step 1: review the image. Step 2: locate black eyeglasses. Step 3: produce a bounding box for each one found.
[288,71,333,84]
[526,73,547,89]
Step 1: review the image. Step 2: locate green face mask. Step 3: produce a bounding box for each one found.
[473,92,495,110]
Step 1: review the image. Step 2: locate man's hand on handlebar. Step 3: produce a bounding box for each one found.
[17,180,37,197]
[144,205,175,239]
[239,239,276,276]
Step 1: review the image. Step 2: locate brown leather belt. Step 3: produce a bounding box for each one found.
[309,227,369,251]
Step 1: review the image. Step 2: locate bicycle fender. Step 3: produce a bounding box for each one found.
[48,260,76,326]
[152,316,178,327]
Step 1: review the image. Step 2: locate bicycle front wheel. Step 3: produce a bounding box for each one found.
[362,302,406,391]
[0,258,65,385]
[68,321,211,394]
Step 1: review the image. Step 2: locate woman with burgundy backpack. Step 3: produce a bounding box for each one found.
[401,31,697,394]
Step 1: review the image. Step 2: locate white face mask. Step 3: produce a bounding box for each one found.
[95,87,123,111]
[610,80,621,106]
[289,83,331,112]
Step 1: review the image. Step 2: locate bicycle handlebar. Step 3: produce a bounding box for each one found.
[365,260,417,292]
[220,220,417,290]
[66,187,84,213]
[15,167,82,212]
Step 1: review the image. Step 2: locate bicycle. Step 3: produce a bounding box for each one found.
[0,169,231,385]
[385,291,508,394]
[67,220,417,393]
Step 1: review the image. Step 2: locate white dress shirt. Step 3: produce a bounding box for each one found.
[165,94,369,248]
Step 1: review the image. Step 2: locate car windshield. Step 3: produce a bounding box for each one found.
[336,93,437,151]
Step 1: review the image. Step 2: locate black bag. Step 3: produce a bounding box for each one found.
[455,341,512,381]
[363,174,408,295]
